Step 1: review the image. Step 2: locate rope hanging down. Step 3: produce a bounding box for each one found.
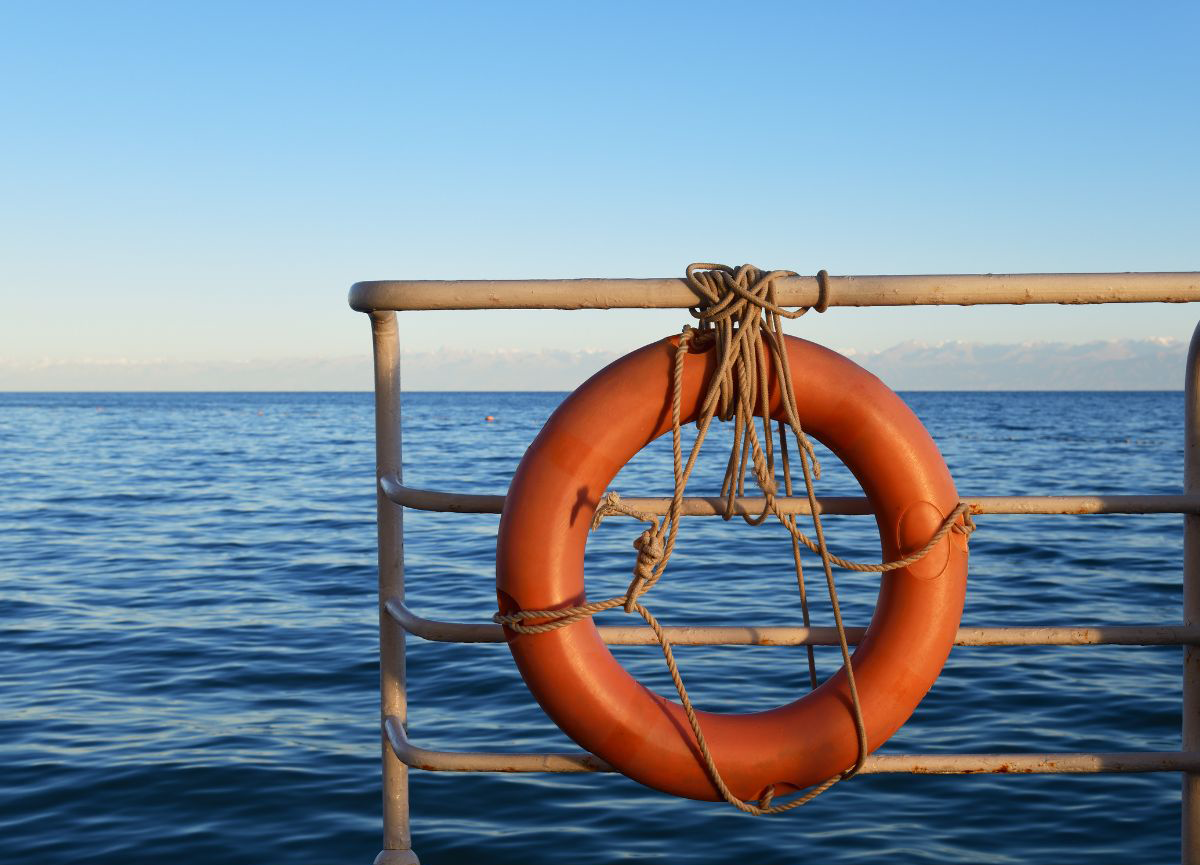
[494,263,975,815]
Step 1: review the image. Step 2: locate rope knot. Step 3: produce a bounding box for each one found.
[685,263,810,326]
[592,490,658,532]
[953,509,978,539]
[633,528,663,565]
[624,529,664,613]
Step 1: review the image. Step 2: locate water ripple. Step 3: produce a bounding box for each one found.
[0,390,1188,864]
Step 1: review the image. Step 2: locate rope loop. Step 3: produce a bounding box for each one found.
[591,490,657,531]
[814,269,831,313]
[493,262,976,815]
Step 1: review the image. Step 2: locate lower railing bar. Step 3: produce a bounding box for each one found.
[386,600,1200,646]
[385,716,613,773]
[380,477,1200,517]
[384,717,1200,776]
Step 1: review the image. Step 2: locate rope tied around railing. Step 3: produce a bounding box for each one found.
[493,263,976,815]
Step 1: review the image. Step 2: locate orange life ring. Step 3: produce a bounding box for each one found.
[496,333,968,802]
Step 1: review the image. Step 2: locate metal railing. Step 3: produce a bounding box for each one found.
[351,272,1200,865]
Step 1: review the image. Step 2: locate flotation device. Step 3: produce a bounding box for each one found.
[495,333,968,802]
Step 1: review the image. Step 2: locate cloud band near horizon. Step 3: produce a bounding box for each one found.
[0,338,1187,391]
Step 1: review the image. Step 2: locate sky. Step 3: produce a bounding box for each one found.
[1,2,1197,388]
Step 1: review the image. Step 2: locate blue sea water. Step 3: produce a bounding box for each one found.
[0,389,1189,864]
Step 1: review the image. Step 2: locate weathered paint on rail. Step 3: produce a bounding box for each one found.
[384,716,1200,777]
[385,600,1200,647]
[350,272,1200,312]
[380,477,1200,517]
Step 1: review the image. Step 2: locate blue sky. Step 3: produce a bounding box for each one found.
[1,2,1197,386]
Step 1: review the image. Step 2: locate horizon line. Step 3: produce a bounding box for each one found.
[0,388,1185,395]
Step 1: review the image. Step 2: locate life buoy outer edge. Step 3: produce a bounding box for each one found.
[496,334,968,802]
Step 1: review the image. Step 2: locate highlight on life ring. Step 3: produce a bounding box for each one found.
[495,332,969,804]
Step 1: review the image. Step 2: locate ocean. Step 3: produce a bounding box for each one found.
[0,390,1188,864]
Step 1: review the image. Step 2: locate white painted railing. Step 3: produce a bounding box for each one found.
[353,272,1200,865]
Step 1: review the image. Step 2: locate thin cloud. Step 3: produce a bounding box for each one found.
[0,339,1187,391]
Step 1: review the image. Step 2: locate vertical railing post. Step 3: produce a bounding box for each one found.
[1184,320,1200,865]
[370,311,419,865]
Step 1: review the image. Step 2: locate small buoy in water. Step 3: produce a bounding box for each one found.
[485,415,495,423]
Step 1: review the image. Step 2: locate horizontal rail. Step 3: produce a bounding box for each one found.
[387,601,1200,646]
[387,716,613,773]
[384,717,1200,776]
[350,272,1200,312]
[380,477,1200,517]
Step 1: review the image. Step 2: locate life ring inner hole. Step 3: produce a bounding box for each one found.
[579,421,885,708]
